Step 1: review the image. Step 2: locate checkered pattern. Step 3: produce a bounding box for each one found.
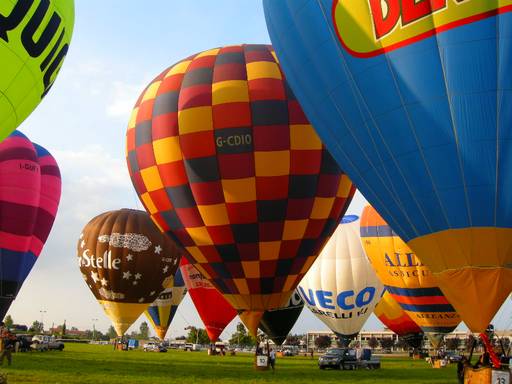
[126,45,355,311]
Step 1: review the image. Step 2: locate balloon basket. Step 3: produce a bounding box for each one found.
[464,367,510,384]
[254,355,269,371]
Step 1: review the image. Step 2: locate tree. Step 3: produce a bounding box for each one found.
[186,327,210,344]
[61,321,67,337]
[466,334,477,353]
[29,320,44,333]
[229,322,256,347]
[501,337,510,353]
[139,321,149,339]
[285,334,303,346]
[106,326,117,340]
[4,315,13,329]
[380,338,395,350]
[314,335,332,350]
[368,337,379,350]
[175,335,186,340]
[445,337,461,351]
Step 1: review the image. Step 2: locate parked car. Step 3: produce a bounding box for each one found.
[31,335,64,351]
[143,342,167,352]
[184,343,201,351]
[319,348,356,370]
[318,348,380,370]
[444,351,463,363]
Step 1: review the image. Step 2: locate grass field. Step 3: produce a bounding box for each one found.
[0,344,458,384]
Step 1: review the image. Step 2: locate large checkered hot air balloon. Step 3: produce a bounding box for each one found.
[0,0,75,142]
[0,130,61,319]
[360,205,460,348]
[126,44,355,335]
[264,0,512,333]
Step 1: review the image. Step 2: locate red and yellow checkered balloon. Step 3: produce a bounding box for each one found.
[126,45,355,331]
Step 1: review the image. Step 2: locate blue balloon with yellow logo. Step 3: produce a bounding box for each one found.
[264,0,512,332]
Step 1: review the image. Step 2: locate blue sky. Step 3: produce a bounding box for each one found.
[8,0,512,338]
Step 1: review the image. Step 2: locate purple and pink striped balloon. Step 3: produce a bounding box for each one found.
[0,131,61,319]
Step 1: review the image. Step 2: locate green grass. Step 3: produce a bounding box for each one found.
[0,344,458,383]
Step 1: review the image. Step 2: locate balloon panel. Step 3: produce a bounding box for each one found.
[78,209,181,335]
[0,0,75,141]
[180,257,236,342]
[298,217,383,336]
[361,206,460,333]
[263,0,512,332]
[258,289,304,345]
[0,130,60,318]
[126,44,355,312]
[146,267,187,339]
[374,291,422,337]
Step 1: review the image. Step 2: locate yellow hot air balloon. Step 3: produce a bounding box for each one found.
[78,209,181,336]
[361,206,460,344]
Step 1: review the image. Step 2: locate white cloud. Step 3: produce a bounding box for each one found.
[106,81,143,120]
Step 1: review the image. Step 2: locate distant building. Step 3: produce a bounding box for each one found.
[49,326,86,337]
[305,329,512,351]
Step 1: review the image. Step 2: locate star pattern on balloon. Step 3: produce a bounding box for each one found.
[163,265,169,274]
[154,245,162,254]
[126,254,133,261]
[100,278,108,287]
[123,271,132,280]
[91,271,99,283]
[134,273,142,280]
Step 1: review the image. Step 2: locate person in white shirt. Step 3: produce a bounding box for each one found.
[269,349,276,372]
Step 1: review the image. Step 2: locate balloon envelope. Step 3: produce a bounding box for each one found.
[258,290,304,345]
[374,291,424,349]
[180,257,236,342]
[298,216,383,337]
[360,205,461,336]
[0,131,61,318]
[145,267,187,340]
[126,44,355,334]
[264,0,512,332]
[0,0,75,141]
[78,209,181,336]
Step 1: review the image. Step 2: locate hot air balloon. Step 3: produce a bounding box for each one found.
[145,267,187,340]
[264,1,512,333]
[180,257,236,342]
[298,216,383,343]
[255,289,304,346]
[0,130,61,318]
[126,44,356,335]
[78,209,181,336]
[360,205,460,348]
[374,291,424,349]
[0,0,75,142]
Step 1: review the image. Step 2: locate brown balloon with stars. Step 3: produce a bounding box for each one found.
[78,209,181,336]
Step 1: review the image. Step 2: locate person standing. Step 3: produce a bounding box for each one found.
[0,322,15,366]
[269,348,276,372]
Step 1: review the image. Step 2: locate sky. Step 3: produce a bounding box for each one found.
[7,0,512,339]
